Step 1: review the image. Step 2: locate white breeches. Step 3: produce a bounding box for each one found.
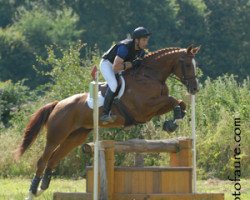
[99,59,118,93]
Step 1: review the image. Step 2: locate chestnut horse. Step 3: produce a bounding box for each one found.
[15,45,200,199]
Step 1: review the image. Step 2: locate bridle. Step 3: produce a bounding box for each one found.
[171,55,197,86]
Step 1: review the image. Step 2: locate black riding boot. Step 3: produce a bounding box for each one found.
[100,87,116,124]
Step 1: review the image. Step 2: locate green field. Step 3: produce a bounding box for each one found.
[0,178,249,200]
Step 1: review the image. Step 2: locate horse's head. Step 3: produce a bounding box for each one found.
[172,45,200,95]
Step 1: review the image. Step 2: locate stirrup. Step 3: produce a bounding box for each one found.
[100,113,117,124]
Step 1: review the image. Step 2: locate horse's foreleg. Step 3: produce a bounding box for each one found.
[153,96,186,133]
[40,127,91,191]
[147,95,179,116]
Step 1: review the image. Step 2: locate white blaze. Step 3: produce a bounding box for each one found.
[192,58,197,74]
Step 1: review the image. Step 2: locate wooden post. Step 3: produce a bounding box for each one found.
[92,68,99,200]
[134,153,144,167]
[170,138,192,167]
[99,148,108,200]
[100,141,115,200]
[191,94,197,193]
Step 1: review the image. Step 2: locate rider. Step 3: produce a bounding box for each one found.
[100,26,151,123]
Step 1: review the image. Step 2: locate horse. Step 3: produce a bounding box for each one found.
[15,45,200,199]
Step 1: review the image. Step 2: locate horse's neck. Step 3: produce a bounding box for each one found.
[141,53,179,82]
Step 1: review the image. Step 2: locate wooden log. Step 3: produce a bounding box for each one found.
[53,193,224,200]
[82,137,191,154]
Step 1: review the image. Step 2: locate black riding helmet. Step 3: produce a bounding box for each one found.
[132,27,151,39]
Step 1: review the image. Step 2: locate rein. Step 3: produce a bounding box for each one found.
[129,49,197,86]
[180,59,197,84]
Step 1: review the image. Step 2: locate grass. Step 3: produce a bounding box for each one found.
[0,178,249,200]
[0,178,85,200]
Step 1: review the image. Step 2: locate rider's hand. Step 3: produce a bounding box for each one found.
[124,62,133,70]
[132,57,143,68]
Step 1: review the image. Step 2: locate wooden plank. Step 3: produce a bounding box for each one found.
[53,193,224,200]
[88,166,193,193]
[138,170,146,193]
[161,170,171,193]
[145,171,153,193]
[131,170,146,193]
[113,167,192,194]
[113,193,225,200]
[53,193,92,200]
[114,166,192,171]
[114,171,125,193]
[153,171,161,193]
[86,169,93,193]
[124,170,133,193]
[131,170,139,193]
[83,138,192,154]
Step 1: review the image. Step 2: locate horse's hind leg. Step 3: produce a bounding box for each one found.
[26,142,59,199]
[28,125,73,198]
[27,142,60,198]
[40,127,91,192]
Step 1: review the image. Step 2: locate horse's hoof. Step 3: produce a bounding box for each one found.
[163,120,178,133]
[35,189,45,197]
[173,105,182,120]
[100,114,117,125]
[25,191,35,200]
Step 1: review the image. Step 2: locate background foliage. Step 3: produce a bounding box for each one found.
[0,0,249,85]
[0,0,249,180]
[0,44,249,179]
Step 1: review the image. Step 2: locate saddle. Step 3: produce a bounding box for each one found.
[87,74,125,109]
[99,73,125,98]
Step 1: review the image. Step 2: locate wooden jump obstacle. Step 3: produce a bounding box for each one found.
[53,137,224,200]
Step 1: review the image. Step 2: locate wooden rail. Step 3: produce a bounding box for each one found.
[82,137,190,153]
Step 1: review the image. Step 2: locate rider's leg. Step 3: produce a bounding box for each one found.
[99,59,118,123]
[100,87,116,122]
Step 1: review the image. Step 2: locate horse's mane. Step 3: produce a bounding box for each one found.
[126,47,187,80]
[144,47,186,61]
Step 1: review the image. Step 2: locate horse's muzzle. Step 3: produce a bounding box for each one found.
[186,78,199,95]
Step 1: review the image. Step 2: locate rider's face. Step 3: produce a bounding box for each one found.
[136,37,149,49]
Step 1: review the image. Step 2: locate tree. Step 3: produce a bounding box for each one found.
[13,7,83,56]
[64,0,180,50]
[175,0,207,46]
[0,0,26,27]
[0,80,30,127]
[0,27,36,84]
[203,0,250,78]
[0,5,84,88]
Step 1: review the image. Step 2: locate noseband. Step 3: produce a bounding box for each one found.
[174,56,197,85]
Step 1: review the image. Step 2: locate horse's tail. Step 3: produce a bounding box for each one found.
[14,101,59,160]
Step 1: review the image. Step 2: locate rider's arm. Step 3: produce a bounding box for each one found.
[112,45,132,73]
[113,56,132,73]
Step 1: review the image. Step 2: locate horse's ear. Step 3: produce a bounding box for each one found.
[187,44,194,54]
[191,45,201,54]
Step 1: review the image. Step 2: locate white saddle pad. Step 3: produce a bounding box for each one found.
[87,76,125,109]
